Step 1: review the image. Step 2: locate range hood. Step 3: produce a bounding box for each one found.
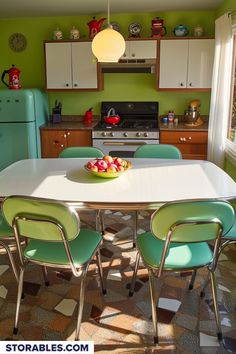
[101,59,156,74]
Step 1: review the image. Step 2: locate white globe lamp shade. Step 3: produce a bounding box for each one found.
[92,27,126,62]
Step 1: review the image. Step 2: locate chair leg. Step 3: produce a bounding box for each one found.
[133,211,138,248]
[75,268,87,341]
[96,210,104,234]
[100,211,105,236]
[209,271,222,341]
[189,270,197,290]
[96,249,106,295]
[0,241,19,283]
[200,272,210,298]
[129,252,140,297]
[42,266,50,286]
[148,268,158,345]
[13,267,24,335]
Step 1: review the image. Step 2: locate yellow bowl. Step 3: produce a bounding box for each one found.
[84,160,132,178]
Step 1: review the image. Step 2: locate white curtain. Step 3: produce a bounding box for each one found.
[207,13,233,168]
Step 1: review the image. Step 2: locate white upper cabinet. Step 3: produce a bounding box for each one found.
[121,40,157,60]
[44,41,102,90]
[45,42,72,89]
[158,39,215,90]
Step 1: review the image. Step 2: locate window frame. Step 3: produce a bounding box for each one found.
[226,23,236,162]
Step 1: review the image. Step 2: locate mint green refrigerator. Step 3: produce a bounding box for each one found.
[0,89,48,171]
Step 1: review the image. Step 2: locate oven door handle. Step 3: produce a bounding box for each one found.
[103,142,147,146]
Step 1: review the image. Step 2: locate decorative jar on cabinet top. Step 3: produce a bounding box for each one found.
[70,26,80,40]
[53,28,63,40]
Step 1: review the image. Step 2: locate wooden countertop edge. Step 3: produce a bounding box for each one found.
[40,115,100,130]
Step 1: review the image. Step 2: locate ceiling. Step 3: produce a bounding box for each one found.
[0,0,224,18]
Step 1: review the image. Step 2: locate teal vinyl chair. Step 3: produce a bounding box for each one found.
[128,199,235,345]
[0,210,19,282]
[132,144,182,247]
[59,146,105,234]
[2,195,106,340]
[134,144,182,159]
[59,146,104,159]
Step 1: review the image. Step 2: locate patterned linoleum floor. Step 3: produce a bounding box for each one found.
[0,210,236,353]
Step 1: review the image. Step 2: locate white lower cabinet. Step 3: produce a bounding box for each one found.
[44,41,102,90]
[158,39,215,90]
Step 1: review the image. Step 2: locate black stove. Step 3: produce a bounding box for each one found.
[93,101,159,137]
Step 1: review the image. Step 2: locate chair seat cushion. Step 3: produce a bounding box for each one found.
[223,219,236,239]
[0,212,14,237]
[24,228,102,267]
[137,232,213,270]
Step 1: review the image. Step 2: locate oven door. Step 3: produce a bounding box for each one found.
[93,139,159,158]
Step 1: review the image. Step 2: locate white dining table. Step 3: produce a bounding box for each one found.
[0,158,236,210]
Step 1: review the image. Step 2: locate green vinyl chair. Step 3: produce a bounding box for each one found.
[0,210,19,282]
[59,146,105,234]
[59,146,104,159]
[128,199,235,345]
[133,144,182,159]
[2,195,106,340]
[132,144,182,247]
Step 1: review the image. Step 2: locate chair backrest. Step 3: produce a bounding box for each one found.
[2,196,79,242]
[151,200,235,243]
[134,144,182,159]
[59,147,104,158]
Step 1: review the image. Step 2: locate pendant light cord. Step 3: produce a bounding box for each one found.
[107,0,110,26]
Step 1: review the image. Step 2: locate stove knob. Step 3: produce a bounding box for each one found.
[144,132,149,137]
[123,132,128,137]
[102,132,107,137]
[136,132,141,137]
[110,132,114,137]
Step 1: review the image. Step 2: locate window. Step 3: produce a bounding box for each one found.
[228,34,236,143]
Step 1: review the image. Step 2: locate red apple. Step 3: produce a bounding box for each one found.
[97,159,108,170]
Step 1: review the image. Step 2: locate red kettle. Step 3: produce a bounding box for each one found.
[87,17,106,39]
[1,64,21,89]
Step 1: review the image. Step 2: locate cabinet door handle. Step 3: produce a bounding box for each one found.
[63,134,67,138]
[67,132,70,136]
[131,53,135,57]
[179,137,186,142]
[74,83,78,87]
[188,136,192,140]
[180,83,184,87]
[66,83,69,87]
[123,53,127,57]
[60,144,64,148]
[189,83,193,87]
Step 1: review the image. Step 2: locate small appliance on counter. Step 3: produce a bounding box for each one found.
[184,99,202,126]
[52,100,62,124]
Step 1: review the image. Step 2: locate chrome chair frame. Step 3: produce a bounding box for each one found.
[7,199,106,340]
[129,207,227,345]
[0,237,19,282]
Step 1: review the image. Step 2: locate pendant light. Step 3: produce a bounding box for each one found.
[92,0,126,62]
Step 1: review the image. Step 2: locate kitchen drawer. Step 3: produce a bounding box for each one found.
[160,130,208,160]
[160,131,208,144]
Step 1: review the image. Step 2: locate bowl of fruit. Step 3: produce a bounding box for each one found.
[85,156,132,178]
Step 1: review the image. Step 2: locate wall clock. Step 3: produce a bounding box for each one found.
[9,33,27,52]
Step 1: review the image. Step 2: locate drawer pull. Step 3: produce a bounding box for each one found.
[188,136,192,140]
[64,134,67,138]
[179,137,186,142]
[67,132,70,136]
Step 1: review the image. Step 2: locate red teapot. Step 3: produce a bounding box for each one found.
[1,64,21,89]
[87,17,106,39]
[151,17,167,37]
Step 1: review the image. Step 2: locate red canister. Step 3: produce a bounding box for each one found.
[84,107,93,124]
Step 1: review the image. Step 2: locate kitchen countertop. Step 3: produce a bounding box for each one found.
[159,115,208,132]
[40,115,100,130]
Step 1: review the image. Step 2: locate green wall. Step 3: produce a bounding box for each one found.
[0,11,215,115]
[216,0,235,17]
